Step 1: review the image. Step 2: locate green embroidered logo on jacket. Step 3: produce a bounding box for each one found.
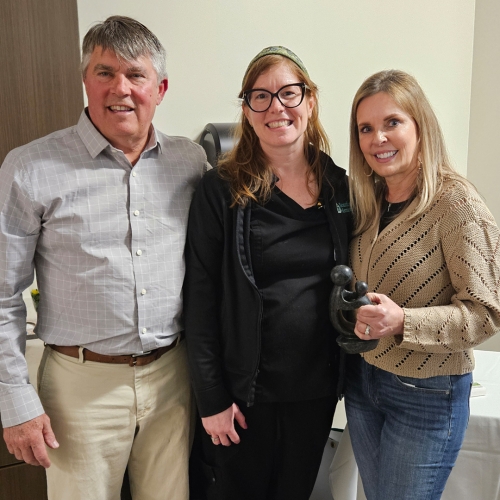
[336,202,351,214]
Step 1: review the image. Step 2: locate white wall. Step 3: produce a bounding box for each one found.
[77,1,500,352]
[77,0,475,173]
[468,1,500,217]
[467,0,500,352]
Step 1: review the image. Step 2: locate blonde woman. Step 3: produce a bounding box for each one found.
[346,69,500,499]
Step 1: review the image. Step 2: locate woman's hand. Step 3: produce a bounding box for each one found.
[354,293,404,340]
[201,403,247,446]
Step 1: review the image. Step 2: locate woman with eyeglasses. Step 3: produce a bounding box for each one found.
[184,46,352,500]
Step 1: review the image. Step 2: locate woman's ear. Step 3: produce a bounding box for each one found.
[307,94,316,118]
[243,105,253,127]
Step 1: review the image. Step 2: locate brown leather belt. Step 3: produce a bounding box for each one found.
[48,333,183,367]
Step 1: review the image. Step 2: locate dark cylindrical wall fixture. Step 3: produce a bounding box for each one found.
[198,123,237,168]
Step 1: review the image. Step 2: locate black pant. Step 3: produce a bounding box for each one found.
[190,396,336,500]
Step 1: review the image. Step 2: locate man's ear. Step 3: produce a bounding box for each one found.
[157,79,168,105]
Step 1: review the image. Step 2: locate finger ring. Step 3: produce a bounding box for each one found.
[364,325,371,336]
[211,436,220,442]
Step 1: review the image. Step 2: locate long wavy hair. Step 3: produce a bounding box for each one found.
[218,55,330,207]
[349,69,470,235]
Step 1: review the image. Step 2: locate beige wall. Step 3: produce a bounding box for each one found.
[77,1,499,352]
[77,0,475,172]
[468,0,500,352]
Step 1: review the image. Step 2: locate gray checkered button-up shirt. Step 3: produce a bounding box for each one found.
[0,111,207,427]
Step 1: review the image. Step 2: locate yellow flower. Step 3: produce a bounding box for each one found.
[31,289,40,312]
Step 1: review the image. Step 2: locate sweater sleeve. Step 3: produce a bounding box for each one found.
[398,187,500,353]
[183,170,234,417]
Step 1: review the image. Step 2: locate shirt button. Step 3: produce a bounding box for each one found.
[141,328,147,334]
[134,210,140,216]
[136,249,142,256]
[132,171,137,177]
[141,289,147,295]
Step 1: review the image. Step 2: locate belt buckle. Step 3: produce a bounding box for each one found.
[130,350,153,366]
[132,350,153,358]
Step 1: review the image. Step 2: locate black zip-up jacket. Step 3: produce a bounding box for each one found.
[184,154,352,418]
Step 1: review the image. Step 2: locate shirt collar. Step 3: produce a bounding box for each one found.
[77,109,161,159]
[144,126,161,154]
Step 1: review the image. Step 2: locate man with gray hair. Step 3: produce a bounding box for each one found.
[0,16,207,499]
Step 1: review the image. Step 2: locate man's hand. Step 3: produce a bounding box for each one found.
[202,403,247,446]
[3,414,59,468]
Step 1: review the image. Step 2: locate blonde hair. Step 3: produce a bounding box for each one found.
[218,55,330,207]
[349,69,469,235]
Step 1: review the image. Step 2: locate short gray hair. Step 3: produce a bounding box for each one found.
[81,16,167,82]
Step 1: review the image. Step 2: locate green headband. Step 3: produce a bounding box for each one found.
[243,46,309,84]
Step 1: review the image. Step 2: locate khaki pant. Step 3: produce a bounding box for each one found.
[38,341,193,500]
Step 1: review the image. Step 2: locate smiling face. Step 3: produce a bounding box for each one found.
[83,47,167,155]
[243,61,315,156]
[356,92,419,193]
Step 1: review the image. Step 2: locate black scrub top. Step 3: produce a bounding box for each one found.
[250,187,338,402]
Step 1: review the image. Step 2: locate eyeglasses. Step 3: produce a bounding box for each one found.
[242,83,309,113]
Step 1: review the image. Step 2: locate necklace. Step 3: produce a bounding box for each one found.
[385,200,407,213]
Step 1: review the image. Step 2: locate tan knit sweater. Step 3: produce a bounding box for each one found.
[350,180,500,378]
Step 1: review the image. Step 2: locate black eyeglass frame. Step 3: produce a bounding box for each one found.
[242,82,309,113]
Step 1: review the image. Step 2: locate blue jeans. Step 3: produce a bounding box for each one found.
[344,357,472,500]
